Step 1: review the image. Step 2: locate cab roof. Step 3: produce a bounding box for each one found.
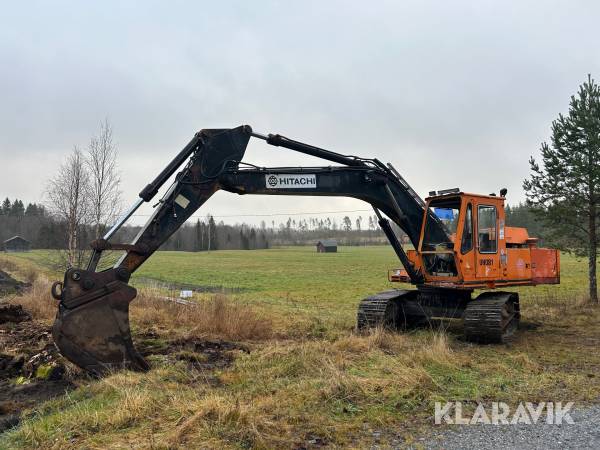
[425,192,507,202]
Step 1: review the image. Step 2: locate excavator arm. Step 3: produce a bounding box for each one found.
[51,125,447,375]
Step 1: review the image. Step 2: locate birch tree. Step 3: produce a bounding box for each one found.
[46,146,90,267]
[87,119,122,238]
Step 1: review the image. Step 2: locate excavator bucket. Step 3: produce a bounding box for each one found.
[52,267,149,375]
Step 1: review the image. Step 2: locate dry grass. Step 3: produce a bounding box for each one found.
[168,393,263,448]
[418,329,454,365]
[0,256,19,273]
[200,329,458,447]
[0,255,40,284]
[335,325,454,364]
[1,263,272,342]
[523,289,595,322]
[131,288,273,341]
[0,257,57,321]
[2,249,600,449]
[5,299,600,449]
[7,276,56,321]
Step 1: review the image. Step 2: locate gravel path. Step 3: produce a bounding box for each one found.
[418,404,600,449]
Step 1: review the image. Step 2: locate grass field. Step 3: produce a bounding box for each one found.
[6,246,592,330]
[1,247,600,448]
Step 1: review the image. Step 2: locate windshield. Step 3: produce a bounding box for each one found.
[422,197,461,250]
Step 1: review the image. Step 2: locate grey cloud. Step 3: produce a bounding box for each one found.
[1,1,599,224]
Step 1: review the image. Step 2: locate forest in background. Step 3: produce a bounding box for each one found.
[0,196,546,252]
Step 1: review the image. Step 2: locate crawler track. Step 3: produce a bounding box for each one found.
[357,289,427,329]
[357,290,403,329]
[463,292,520,343]
[358,288,520,343]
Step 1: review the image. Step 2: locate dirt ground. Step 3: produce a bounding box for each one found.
[0,311,71,433]
[0,270,246,435]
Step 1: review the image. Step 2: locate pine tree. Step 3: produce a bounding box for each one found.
[240,229,249,250]
[2,198,11,215]
[10,199,24,216]
[208,215,218,250]
[25,203,38,216]
[524,74,600,303]
[194,219,201,251]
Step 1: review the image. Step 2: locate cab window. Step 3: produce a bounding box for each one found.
[460,203,473,253]
[422,197,460,251]
[478,205,497,253]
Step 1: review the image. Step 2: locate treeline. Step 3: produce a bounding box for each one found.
[162,215,391,251]
[160,218,270,251]
[1,196,549,251]
[260,215,390,246]
[0,198,272,251]
[0,197,388,251]
[0,198,69,248]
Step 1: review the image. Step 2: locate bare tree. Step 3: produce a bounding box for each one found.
[87,119,122,238]
[46,146,91,268]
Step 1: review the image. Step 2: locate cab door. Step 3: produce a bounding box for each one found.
[458,202,476,280]
[475,204,500,279]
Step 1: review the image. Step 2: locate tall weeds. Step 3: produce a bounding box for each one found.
[9,277,57,321]
[131,289,273,341]
[4,268,272,342]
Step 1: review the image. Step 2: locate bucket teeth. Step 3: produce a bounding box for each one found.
[52,268,149,376]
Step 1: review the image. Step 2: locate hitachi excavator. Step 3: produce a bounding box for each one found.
[50,126,560,375]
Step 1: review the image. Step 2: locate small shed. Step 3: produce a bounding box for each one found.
[3,236,31,253]
[316,239,337,253]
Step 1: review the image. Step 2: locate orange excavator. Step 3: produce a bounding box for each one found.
[50,126,560,375]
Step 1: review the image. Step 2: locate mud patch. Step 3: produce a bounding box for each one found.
[0,304,31,324]
[0,313,75,433]
[137,330,249,385]
[0,321,248,433]
[0,320,52,356]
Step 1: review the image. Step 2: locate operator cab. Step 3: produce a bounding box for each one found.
[392,188,559,288]
[416,188,506,282]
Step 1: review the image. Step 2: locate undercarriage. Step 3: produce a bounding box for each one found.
[357,287,520,344]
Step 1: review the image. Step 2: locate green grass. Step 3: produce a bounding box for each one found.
[10,246,595,329]
[1,247,600,448]
[136,246,400,326]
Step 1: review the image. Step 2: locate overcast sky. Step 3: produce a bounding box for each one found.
[1,1,599,226]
